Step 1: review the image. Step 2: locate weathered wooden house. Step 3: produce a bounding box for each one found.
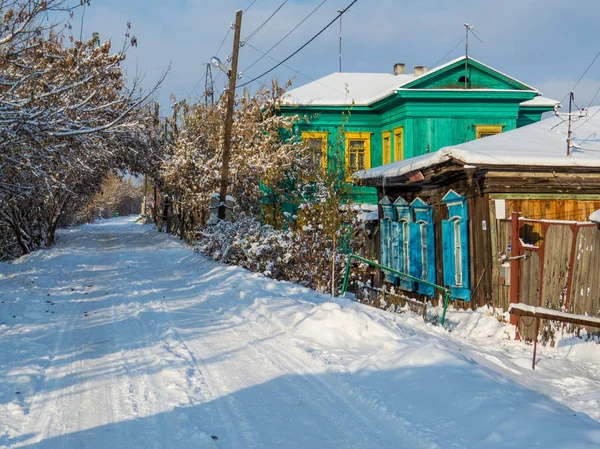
[279,56,558,205]
[354,107,600,318]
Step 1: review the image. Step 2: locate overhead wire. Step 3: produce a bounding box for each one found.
[243,0,289,43]
[237,0,360,89]
[244,0,259,13]
[428,37,466,69]
[560,48,600,105]
[242,0,328,74]
[242,41,366,102]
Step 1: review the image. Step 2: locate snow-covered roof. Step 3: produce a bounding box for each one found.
[355,106,600,182]
[282,72,415,106]
[520,96,561,108]
[283,56,546,107]
[590,209,600,223]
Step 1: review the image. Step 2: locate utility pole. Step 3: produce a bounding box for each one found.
[218,9,243,220]
[554,92,588,156]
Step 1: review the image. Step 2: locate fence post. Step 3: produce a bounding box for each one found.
[341,255,353,296]
[509,211,521,328]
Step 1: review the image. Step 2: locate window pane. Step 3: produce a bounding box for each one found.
[349,152,357,172]
[349,139,365,150]
[305,138,323,167]
[348,139,367,173]
[357,151,365,170]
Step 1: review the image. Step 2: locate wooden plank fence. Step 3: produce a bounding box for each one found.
[499,213,600,341]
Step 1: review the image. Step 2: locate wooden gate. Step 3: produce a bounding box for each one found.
[507,213,600,340]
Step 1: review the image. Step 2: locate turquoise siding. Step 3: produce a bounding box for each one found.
[280,59,555,205]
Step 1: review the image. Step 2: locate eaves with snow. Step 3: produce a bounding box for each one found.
[282,56,559,109]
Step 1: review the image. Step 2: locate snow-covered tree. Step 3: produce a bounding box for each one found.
[0,1,165,258]
[161,81,302,233]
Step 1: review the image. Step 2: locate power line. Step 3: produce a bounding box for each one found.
[428,36,466,69]
[237,0,360,89]
[560,48,600,105]
[242,0,328,74]
[242,41,366,101]
[243,0,289,44]
[244,0,258,13]
[586,84,600,109]
[573,106,600,131]
[215,28,232,57]
[185,71,207,100]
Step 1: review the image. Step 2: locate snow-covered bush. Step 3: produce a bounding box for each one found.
[197,191,365,294]
[196,214,295,280]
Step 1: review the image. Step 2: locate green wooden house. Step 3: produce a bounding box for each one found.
[279,56,559,205]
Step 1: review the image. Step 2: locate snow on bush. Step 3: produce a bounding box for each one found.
[196,214,295,280]
[196,205,364,293]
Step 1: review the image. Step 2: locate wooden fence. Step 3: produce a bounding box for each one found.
[495,213,600,340]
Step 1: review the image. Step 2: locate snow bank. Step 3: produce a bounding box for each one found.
[292,302,400,349]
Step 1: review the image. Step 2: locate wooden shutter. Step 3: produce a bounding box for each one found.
[408,222,422,289]
[418,221,435,296]
[442,220,455,288]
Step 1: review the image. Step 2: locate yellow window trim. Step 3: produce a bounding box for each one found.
[301,131,328,170]
[393,126,404,161]
[475,124,503,139]
[382,130,392,165]
[345,131,372,181]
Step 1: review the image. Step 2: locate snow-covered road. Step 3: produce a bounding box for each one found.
[1,218,599,448]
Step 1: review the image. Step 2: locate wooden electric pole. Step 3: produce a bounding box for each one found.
[218,9,243,220]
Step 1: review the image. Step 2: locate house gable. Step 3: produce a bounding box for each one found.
[401,58,535,91]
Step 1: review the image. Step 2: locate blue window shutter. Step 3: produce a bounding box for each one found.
[391,221,400,281]
[398,222,412,291]
[441,220,455,288]
[460,218,469,288]
[450,217,471,302]
[408,222,421,287]
[380,218,391,268]
[418,221,436,297]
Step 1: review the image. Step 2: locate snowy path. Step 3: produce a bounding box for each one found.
[1,218,599,448]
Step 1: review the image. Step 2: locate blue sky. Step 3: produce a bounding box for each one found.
[76,0,600,112]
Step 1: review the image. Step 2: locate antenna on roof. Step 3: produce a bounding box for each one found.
[554,92,588,156]
[338,8,345,72]
[464,23,483,89]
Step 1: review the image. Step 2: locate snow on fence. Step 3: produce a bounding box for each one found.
[509,303,600,369]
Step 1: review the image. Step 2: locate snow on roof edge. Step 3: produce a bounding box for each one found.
[284,56,541,108]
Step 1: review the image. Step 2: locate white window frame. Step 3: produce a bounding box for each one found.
[453,218,463,286]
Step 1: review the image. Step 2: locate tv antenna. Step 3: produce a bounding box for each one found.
[204,63,214,108]
[463,23,483,88]
[338,8,345,72]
